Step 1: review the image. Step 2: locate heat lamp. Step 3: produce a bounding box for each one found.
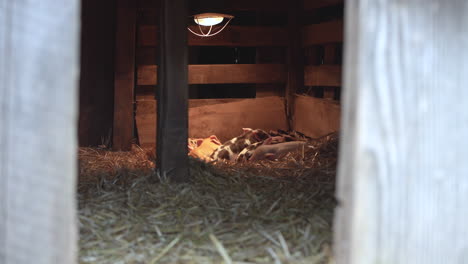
[188,13,234,37]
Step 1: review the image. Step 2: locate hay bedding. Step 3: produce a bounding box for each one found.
[78,133,338,264]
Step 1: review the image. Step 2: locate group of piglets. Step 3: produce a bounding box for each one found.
[188,128,310,163]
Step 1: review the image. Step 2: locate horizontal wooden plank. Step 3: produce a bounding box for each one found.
[304,65,342,86]
[292,94,340,138]
[302,20,343,45]
[138,25,288,47]
[135,96,289,147]
[304,0,343,9]
[137,64,287,85]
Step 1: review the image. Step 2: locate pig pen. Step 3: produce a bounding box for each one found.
[78,131,338,264]
[79,96,340,264]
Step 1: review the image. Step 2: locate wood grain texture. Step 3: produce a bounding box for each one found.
[138,26,288,47]
[113,0,136,150]
[0,1,79,263]
[136,97,289,147]
[335,1,468,263]
[302,20,343,46]
[304,65,342,86]
[137,64,287,85]
[292,95,340,138]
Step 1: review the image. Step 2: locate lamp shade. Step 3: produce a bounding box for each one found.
[194,16,224,26]
[193,13,233,26]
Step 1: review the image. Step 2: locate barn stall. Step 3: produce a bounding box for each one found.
[3,0,468,263]
[77,0,343,263]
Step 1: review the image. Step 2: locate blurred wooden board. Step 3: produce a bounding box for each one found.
[137,64,287,85]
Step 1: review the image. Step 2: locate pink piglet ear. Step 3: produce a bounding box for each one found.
[209,135,222,145]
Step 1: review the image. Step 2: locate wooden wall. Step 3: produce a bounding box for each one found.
[132,0,292,147]
[290,0,344,135]
[77,0,345,149]
[79,0,116,147]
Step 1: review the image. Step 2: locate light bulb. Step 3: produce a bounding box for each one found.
[194,16,224,26]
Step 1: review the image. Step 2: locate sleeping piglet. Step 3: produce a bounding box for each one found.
[248,141,306,161]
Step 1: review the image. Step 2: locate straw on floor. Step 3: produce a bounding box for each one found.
[78,133,338,264]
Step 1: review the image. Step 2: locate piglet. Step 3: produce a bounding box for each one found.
[248,141,306,161]
[211,128,270,161]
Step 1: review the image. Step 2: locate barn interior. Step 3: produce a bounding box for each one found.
[78,0,343,263]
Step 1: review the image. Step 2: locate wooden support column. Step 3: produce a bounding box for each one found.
[286,0,304,129]
[335,0,468,263]
[157,0,189,181]
[113,0,136,150]
[0,0,79,262]
[323,44,337,99]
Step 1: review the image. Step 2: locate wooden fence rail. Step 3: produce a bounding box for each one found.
[137,64,287,85]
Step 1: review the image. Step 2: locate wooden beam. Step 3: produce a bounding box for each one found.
[113,0,136,150]
[138,26,288,47]
[157,0,189,181]
[304,65,341,86]
[335,0,468,263]
[0,0,79,262]
[137,64,287,85]
[302,20,343,46]
[286,0,304,129]
[304,0,343,9]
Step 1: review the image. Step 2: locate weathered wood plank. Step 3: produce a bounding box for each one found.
[292,95,340,138]
[137,64,287,85]
[302,20,343,46]
[136,97,289,147]
[304,0,343,9]
[157,0,189,181]
[304,65,341,86]
[0,0,79,263]
[138,25,288,47]
[335,0,468,264]
[113,0,136,150]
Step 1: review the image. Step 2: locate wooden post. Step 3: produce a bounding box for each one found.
[0,0,79,263]
[335,0,468,263]
[286,0,304,129]
[157,0,189,181]
[113,0,136,150]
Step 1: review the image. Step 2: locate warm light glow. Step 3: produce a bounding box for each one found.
[194,16,224,26]
[189,13,234,37]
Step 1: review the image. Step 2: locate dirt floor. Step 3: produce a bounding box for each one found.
[78,133,338,264]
